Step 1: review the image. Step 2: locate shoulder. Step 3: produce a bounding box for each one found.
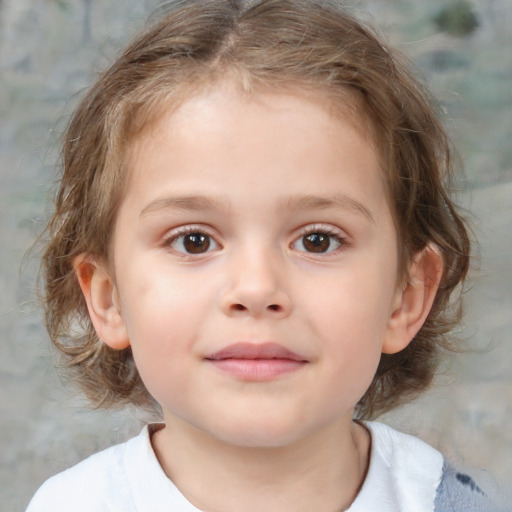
[364,420,445,477]
[363,422,505,512]
[350,422,444,512]
[25,427,151,512]
[434,462,506,512]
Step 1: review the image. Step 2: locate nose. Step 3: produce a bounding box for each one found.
[220,248,292,319]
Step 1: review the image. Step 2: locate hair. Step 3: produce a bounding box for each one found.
[42,0,470,418]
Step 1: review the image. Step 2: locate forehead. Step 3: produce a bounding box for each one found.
[121,84,388,219]
[125,79,382,176]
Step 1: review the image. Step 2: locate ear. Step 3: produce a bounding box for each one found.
[73,254,130,350]
[382,244,443,354]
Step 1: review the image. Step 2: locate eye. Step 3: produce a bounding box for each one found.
[168,230,220,255]
[292,229,344,254]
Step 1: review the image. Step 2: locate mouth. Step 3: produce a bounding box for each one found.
[205,342,308,381]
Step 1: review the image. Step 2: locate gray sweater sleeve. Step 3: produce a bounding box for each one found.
[434,461,508,512]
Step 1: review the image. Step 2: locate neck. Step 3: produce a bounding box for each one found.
[152,415,370,512]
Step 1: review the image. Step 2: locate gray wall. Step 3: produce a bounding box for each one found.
[0,1,510,509]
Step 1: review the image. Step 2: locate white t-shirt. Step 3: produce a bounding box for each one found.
[26,422,445,512]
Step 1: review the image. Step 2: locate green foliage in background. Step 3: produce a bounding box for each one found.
[433,0,479,37]
[47,0,70,10]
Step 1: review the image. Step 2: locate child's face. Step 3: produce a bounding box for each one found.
[99,84,408,446]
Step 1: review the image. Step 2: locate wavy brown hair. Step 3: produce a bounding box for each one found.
[42,0,470,418]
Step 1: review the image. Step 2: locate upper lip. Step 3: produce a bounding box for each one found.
[206,342,308,361]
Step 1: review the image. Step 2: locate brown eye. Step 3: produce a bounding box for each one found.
[292,229,344,255]
[169,228,220,256]
[182,233,211,254]
[302,233,331,253]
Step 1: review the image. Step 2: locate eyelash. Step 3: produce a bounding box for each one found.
[163,224,347,257]
[163,225,221,257]
[291,224,347,256]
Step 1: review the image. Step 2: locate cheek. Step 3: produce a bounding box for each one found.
[118,269,213,376]
[318,314,384,415]
[308,265,396,338]
[121,261,212,329]
[305,266,395,392]
[122,283,202,409]
[322,314,383,391]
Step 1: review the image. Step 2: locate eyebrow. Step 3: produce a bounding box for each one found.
[279,194,375,223]
[140,193,374,223]
[141,195,229,217]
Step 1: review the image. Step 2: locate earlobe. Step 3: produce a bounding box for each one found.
[73,255,130,350]
[382,244,443,354]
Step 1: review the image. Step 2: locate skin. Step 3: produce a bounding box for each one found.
[76,82,442,512]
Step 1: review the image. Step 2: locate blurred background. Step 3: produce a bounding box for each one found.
[0,0,510,509]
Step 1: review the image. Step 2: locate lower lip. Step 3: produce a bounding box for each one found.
[207,358,307,381]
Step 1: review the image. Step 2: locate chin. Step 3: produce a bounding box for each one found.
[206,416,314,449]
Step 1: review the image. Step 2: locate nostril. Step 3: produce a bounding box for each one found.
[232,304,246,311]
[267,304,280,311]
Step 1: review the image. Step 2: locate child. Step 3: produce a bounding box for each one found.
[27,1,501,510]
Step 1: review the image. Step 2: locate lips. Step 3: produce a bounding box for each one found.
[205,342,308,381]
[207,342,307,361]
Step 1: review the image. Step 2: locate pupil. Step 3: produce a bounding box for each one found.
[184,233,210,254]
[304,233,330,253]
